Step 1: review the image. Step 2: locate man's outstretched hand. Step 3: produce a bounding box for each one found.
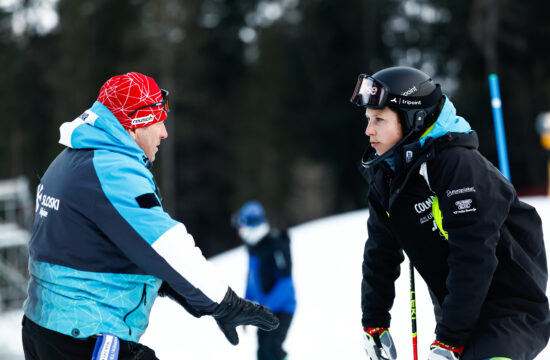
[212,287,279,345]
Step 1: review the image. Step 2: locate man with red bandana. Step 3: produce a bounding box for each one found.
[22,72,279,360]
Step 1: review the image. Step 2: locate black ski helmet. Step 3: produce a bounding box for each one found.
[350,66,444,166]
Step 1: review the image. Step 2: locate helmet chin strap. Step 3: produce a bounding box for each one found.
[362,109,427,169]
[361,131,415,169]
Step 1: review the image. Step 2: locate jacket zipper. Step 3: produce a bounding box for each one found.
[123,284,147,336]
[389,150,433,207]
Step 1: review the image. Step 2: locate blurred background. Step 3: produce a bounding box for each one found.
[0,0,550,313]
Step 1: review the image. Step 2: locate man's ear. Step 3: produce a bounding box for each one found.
[126,128,137,140]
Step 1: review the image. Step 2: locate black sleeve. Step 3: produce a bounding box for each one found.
[158,281,203,318]
[362,194,405,328]
[272,231,292,277]
[428,147,515,346]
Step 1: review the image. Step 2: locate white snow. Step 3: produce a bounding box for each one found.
[2,196,549,359]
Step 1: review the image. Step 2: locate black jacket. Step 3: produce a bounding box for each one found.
[245,229,296,314]
[360,131,550,360]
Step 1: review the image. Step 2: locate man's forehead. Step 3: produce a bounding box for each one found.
[139,121,165,130]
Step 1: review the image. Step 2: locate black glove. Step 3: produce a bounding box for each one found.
[157,281,202,318]
[212,287,279,345]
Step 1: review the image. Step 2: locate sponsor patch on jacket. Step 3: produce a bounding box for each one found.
[78,109,99,126]
[135,193,160,209]
[452,198,477,215]
[446,187,476,197]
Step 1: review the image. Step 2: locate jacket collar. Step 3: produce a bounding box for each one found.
[360,131,479,207]
[58,101,151,167]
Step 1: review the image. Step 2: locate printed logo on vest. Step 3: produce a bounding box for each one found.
[35,184,61,218]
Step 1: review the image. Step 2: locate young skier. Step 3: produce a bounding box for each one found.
[351,66,550,360]
[234,200,296,360]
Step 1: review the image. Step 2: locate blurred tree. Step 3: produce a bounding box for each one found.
[0,2,59,188]
[0,6,23,179]
[469,0,550,191]
[232,0,375,227]
[52,0,153,128]
[1,0,549,258]
[167,0,259,255]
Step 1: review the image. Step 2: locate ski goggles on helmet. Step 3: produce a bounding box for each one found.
[128,89,170,117]
[350,74,442,110]
[350,75,389,109]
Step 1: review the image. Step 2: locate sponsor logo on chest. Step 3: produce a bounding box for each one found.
[446,186,476,197]
[414,195,434,214]
[35,184,61,218]
[452,198,477,214]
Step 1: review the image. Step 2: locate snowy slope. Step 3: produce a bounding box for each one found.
[142,196,550,359]
[2,196,549,359]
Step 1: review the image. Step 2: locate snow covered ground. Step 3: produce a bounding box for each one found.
[1,196,549,359]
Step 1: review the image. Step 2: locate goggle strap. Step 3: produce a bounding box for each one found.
[127,89,170,118]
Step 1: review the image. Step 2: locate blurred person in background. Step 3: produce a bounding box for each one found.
[233,200,296,360]
[22,72,278,360]
[350,66,550,360]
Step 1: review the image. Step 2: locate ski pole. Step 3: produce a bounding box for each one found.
[410,261,418,360]
[488,74,511,181]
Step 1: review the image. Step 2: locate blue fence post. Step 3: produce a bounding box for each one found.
[488,74,511,181]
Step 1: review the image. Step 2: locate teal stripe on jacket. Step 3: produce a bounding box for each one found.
[24,260,162,341]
